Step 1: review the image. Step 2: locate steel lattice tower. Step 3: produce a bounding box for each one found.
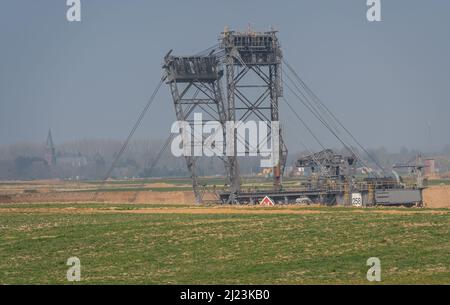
[164,29,288,204]
[221,30,288,195]
[163,53,228,203]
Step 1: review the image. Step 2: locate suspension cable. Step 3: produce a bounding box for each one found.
[282,65,379,175]
[283,59,386,175]
[144,133,175,178]
[284,77,375,175]
[280,96,330,176]
[102,76,165,181]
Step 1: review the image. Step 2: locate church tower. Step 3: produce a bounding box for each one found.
[44,129,56,166]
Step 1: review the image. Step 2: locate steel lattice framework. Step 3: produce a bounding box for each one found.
[221,30,288,198]
[163,30,288,204]
[163,54,228,203]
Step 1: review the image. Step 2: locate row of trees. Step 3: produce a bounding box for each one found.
[0,139,449,180]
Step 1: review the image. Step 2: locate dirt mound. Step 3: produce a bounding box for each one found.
[3,191,195,205]
[423,186,450,208]
[134,191,194,204]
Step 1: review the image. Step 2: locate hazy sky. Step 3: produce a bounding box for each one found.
[1,0,449,153]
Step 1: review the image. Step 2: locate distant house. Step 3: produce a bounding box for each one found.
[57,154,88,168]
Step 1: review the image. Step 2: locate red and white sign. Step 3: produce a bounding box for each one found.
[259,196,275,206]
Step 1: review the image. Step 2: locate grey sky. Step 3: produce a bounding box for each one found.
[1,0,449,153]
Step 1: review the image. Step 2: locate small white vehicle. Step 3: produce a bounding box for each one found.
[295,197,312,205]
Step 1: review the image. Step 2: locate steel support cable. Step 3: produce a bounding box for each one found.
[162,105,255,189]
[283,59,386,175]
[102,77,165,181]
[90,77,165,201]
[284,81,380,180]
[284,60,383,172]
[146,101,226,186]
[144,133,176,178]
[280,96,330,176]
[194,43,220,57]
[140,85,227,199]
[284,64,342,135]
[283,78,374,173]
[283,62,359,144]
[281,96,326,151]
[283,60,344,130]
[239,93,328,178]
[283,71,340,139]
[283,78,350,150]
[282,68,370,171]
[296,74,385,176]
[283,71,349,148]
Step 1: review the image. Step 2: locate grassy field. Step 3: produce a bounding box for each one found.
[427,179,450,186]
[0,203,449,284]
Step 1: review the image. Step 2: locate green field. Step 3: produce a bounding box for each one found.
[0,204,449,284]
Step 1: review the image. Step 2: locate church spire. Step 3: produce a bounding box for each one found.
[45,129,56,166]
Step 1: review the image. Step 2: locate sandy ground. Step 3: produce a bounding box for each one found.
[0,190,194,204]
[1,206,448,215]
[0,180,449,208]
[423,186,450,208]
[0,206,320,215]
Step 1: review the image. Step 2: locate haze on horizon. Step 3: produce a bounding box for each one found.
[1,0,449,153]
